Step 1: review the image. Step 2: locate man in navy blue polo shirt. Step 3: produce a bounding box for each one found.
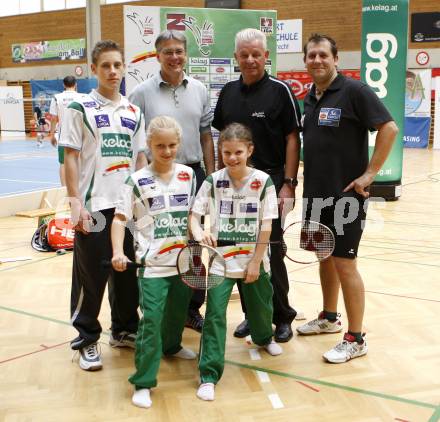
[297,33,398,363]
[213,28,302,343]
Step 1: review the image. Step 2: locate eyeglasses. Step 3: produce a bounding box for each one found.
[160,48,186,57]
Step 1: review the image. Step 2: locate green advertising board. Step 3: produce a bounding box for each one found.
[124,6,277,97]
[160,8,276,67]
[361,0,408,199]
[12,39,86,63]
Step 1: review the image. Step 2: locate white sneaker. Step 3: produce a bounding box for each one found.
[197,383,215,401]
[263,340,283,356]
[296,312,343,335]
[79,343,102,371]
[132,388,152,408]
[171,347,197,360]
[323,333,368,364]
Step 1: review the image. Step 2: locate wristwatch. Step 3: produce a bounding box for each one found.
[284,177,298,187]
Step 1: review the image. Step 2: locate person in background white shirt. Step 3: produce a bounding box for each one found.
[48,75,80,185]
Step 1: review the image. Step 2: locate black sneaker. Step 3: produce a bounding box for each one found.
[109,331,136,349]
[185,312,204,333]
[233,319,250,338]
[71,336,91,350]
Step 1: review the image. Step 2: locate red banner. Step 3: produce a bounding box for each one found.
[277,70,361,100]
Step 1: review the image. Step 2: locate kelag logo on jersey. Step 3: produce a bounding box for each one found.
[318,108,341,127]
[101,133,132,157]
[148,196,165,211]
[121,116,136,131]
[83,101,97,108]
[239,203,258,213]
[219,217,258,242]
[170,194,188,207]
[95,114,110,128]
[220,200,233,215]
[153,211,188,239]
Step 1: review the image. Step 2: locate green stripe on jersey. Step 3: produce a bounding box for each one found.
[85,172,95,210]
[260,177,274,201]
[205,174,214,199]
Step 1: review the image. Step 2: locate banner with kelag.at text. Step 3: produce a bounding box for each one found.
[361,0,408,199]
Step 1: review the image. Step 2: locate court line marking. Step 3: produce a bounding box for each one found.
[360,256,440,268]
[267,393,284,409]
[0,178,59,185]
[224,360,437,410]
[249,349,261,360]
[361,243,440,255]
[0,304,437,411]
[291,280,440,303]
[296,380,320,392]
[427,406,440,422]
[256,370,270,383]
[0,255,64,272]
[0,341,70,364]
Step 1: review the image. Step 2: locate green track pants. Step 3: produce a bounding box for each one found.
[129,274,192,389]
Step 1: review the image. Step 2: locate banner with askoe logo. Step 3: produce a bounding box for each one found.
[361,0,408,200]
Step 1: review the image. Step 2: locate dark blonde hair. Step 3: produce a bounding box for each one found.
[91,40,123,65]
[218,123,254,149]
[146,115,182,145]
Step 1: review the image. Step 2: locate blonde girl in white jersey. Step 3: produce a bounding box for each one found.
[111,116,197,409]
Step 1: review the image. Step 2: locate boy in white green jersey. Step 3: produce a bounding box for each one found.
[60,40,147,372]
[112,116,197,409]
[190,123,283,402]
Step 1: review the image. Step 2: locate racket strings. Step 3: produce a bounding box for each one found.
[283,221,335,263]
[177,244,225,290]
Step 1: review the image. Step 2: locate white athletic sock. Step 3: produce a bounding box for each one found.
[132,388,152,408]
[263,340,283,356]
[197,383,215,401]
[172,347,197,360]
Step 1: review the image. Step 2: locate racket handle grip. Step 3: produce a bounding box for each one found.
[217,240,235,246]
[101,260,142,268]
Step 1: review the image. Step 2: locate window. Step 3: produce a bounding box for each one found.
[20,0,40,14]
[66,0,86,8]
[0,0,19,17]
[44,0,65,12]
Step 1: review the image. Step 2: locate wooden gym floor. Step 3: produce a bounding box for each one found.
[0,148,439,421]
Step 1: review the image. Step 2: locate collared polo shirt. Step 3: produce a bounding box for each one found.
[212,72,302,170]
[129,72,212,165]
[59,89,146,212]
[302,73,393,199]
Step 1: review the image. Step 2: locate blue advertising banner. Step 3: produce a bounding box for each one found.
[30,78,98,115]
[403,116,431,148]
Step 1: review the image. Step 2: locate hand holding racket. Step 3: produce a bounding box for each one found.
[103,241,226,291]
[111,252,130,272]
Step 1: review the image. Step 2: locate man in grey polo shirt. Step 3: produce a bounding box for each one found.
[129,30,215,332]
